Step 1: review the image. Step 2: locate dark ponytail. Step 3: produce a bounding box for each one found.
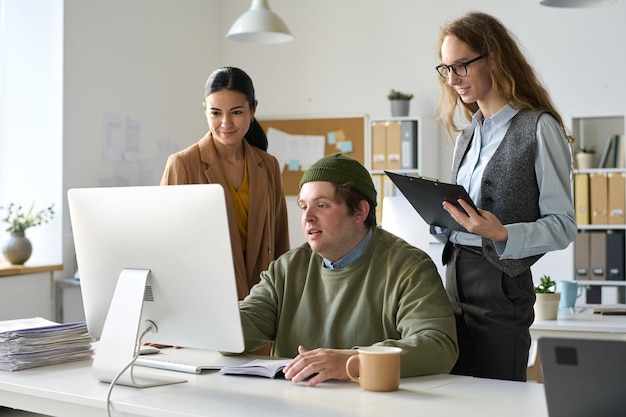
[245,119,269,151]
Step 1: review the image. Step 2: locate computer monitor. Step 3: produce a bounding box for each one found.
[67,184,244,387]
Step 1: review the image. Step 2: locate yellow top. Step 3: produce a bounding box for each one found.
[224,160,249,254]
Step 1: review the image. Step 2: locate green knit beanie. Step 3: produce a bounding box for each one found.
[299,153,377,206]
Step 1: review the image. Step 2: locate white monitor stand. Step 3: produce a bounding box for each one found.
[92,269,186,387]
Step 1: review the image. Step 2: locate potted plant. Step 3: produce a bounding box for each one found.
[533,275,561,320]
[575,145,595,169]
[0,202,55,265]
[387,89,414,117]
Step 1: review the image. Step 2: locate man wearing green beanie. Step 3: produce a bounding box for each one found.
[236,153,458,387]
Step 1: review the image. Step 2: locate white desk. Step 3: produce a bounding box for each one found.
[530,307,626,340]
[0,352,548,417]
[528,307,626,382]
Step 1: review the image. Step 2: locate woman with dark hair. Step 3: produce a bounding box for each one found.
[161,67,289,309]
[431,12,577,381]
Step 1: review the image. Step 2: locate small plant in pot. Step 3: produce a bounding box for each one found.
[0,202,55,265]
[533,275,561,320]
[387,89,414,117]
[575,146,595,169]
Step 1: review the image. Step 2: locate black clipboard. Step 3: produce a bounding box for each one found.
[384,171,478,232]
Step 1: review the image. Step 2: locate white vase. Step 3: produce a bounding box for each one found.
[2,231,33,265]
[534,293,561,321]
[576,152,594,169]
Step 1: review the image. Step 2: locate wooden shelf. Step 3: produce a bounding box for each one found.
[0,263,63,278]
[574,167,626,174]
[577,224,626,230]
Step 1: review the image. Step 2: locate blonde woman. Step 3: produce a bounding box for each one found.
[432,12,576,381]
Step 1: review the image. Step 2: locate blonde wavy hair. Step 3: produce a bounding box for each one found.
[435,12,574,145]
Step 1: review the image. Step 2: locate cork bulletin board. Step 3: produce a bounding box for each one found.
[259,116,366,195]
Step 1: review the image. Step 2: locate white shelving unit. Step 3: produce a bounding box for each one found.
[366,117,445,278]
[572,115,626,304]
[366,117,423,175]
[366,117,423,225]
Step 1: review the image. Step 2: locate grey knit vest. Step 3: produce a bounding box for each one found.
[451,109,547,277]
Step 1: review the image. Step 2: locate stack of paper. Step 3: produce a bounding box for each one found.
[0,317,94,371]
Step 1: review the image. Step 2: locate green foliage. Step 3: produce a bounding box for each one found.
[387,89,414,101]
[534,275,556,294]
[0,202,55,233]
[576,145,595,154]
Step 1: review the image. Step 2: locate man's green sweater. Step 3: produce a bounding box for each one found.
[239,227,459,377]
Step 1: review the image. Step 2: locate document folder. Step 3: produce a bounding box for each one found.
[608,172,625,224]
[386,121,402,170]
[371,122,387,171]
[590,172,608,224]
[606,229,625,281]
[401,120,418,169]
[574,173,590,225]
[589,231,607,280]
[574,231,590,281]
[385,171,477,232]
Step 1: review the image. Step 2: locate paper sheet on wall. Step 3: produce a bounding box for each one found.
[267,127,325,172]
[103,113,141,162]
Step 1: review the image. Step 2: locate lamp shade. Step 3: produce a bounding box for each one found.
[540,0,616,7]
[227,0,293,44]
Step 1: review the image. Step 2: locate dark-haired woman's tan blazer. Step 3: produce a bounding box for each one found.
[161,133,290,301]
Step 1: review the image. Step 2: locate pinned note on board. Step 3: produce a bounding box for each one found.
[259,116,366,195]
[338,141,354,153]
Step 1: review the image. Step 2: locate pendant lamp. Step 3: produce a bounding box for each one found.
[540,0,616,7]
[226,0,293,44]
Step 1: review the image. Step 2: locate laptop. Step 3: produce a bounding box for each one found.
[538,337,626,417]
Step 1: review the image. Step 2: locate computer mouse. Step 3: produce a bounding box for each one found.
[139,346,161,355]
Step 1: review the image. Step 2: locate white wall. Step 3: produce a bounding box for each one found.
[222,0,626,284]
[223,0,626,178]
[61,0,223,274]
[3,0,626,292]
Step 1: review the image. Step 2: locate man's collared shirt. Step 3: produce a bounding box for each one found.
[323,227,373,269]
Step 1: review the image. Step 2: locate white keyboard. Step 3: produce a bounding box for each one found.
[133,349,256,374]
[134,355,223,374]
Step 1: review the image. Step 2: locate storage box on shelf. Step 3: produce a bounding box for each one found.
[572,115,626,304]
